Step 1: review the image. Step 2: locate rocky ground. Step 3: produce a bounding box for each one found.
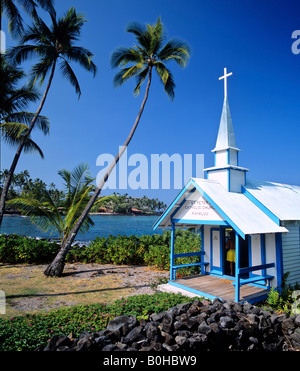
[42,297,300,352]
[1,263,170,317]
[62,263,170,296]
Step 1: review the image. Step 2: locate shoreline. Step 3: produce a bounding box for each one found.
[89,212,160,216]
[4,212,161,217]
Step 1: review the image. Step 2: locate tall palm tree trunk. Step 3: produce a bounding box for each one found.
[44,66,153,277]
[0,60,56,227]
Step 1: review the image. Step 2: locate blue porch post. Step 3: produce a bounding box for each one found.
[235,232,240,302]
[275,233,283,291]
[170,222,175,280]
[200,225,204,273]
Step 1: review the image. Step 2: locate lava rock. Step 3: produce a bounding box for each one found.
[42,297,300,352]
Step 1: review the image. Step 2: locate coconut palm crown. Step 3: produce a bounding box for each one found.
[8,6,97,97]
[0,0,55,38]
[111,16,190,100]
[0,56,49,157]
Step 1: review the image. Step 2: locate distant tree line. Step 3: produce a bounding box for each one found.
[1,169,166,215]
[0,169,63,212]
[91,193,167,215]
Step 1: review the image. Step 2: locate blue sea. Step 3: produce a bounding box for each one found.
[1,215,164,243]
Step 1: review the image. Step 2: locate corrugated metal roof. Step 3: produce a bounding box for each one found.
[244,179,300,221]
[154,178,287,237]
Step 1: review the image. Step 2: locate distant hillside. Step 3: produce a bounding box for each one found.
[90,193,167,215]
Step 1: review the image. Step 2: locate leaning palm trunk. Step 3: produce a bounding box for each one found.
[44,67,153,277]
[0,61,56,227]
[2,7,97,229]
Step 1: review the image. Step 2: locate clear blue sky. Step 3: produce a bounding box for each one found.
[2,0,300,205]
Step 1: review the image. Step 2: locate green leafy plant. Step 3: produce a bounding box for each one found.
[0,230,202,270]
[265,273,300,314]
[0,292,196,351]
[149,276,169,289]
[0,234,58,264]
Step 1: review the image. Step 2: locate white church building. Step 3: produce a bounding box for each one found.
[154,68,300,303]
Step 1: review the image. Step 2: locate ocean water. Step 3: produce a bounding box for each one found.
[1,215,163,243]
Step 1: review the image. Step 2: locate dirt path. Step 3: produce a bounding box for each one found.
[0,263,169,318]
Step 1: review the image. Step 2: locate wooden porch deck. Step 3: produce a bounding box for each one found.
[171,274,269,303]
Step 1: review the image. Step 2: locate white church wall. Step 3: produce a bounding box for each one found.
[207,169,228,190]
[172,189,224,223]
[229,149,238,166]
[229,169,245,193]
[250,235,262,276]
[215,149,228,167]
[203,225,212,272]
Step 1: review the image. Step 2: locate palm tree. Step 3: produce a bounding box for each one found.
[0,0,54,38]
[44,17,190,277]
[0,7,97,227]
[8,163,95,248]
[0,56,49,194]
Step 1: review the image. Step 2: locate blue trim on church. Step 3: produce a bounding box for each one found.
[241,186,280,225]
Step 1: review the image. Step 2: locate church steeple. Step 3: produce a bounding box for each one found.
[213,96,239,152]
[204,68,248,193]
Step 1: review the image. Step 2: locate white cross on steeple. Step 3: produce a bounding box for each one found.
[219,67,232,99]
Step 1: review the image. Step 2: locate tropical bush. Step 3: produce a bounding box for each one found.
[265,273,300,315]
[68,234,145,265]
[67,229,201,272]
[0,230,202,273]
[0,234,58,264]
[143,230,202,274]
[0,292,195,351]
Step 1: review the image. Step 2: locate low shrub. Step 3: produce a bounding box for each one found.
[143,230,201,273]
[0,292,195,351]
[0,234,59,264]
[0,231,202,275]
[67,229,201,271]
[265,276,300,315]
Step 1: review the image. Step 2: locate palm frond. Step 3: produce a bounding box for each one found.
[1,121,45,158]
[134,67,149,96]
[1,122,28,139]
[126,21,150,52]
[29,59,53,87]
[3,0,23,37]
[113,67,137,87]
[7,44,39,66]
[2,87,40,113]
[147,16,165,56]
[64,47,97,77]
[122,63,144,79]
[110,47,142,68]
[64,184,95,235]
[154,61,175,100]
[59,59,81,97]
[23,138,45,158]
[7,196,64,241]
[157,39,191,67]
[4,112,50,135]
[35,0,55,16]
